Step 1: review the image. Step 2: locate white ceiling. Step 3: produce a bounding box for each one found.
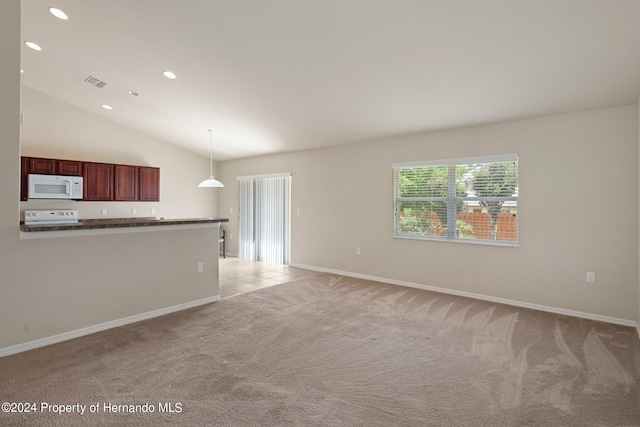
[20,0,640,161]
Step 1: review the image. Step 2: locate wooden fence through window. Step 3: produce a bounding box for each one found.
[457,212,517,241]
[402,211,517,241]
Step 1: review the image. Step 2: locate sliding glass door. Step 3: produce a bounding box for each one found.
[238,174,291,265]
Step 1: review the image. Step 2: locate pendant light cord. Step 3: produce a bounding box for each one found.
[208,130,214,177]
[198,129,223,187]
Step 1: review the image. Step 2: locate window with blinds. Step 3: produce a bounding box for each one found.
[392,155,518,245]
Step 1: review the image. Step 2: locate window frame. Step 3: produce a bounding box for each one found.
[392,154,519,247]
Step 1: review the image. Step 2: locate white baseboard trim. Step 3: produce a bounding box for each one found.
[0,295,220,358]
[291,263,638,329]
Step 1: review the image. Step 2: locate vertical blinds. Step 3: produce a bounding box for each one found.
[238,174,291,265]
[239,179,254,259]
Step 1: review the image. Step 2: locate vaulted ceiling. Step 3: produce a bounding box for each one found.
[20,0,640,160]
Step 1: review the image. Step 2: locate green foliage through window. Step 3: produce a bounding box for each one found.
[393,156,518,244]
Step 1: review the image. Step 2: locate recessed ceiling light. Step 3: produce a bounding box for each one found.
[49,7,68,20]
[127,90,141,97]
[20,69,24,73]
[163,70,177,79]
[25,41,42,51]
[101,104,113,110]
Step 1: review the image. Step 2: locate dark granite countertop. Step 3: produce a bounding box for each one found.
[20,217,229,232]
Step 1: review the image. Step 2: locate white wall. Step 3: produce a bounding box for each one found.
[1,2,220,353]
[219,106,639,322]
[20,86,219,220]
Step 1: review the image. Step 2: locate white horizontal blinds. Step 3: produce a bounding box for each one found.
[393,155,518,244]
[238,175,291,265]
[392,154,517,169]
[456,160,518,242]
[394,165,450,238]
[239,179,255,259]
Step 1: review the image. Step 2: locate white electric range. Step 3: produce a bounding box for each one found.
[24,210,79,225]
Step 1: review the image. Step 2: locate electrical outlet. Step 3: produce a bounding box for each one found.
[151,208,156,215]
[101,208,108,216]
[230,234,233,240]
[131,208,137,214]
[586,272,596,283]
[197,262,203,273]
[356,247,361,255]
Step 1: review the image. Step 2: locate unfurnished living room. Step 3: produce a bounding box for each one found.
[1,1,640,426]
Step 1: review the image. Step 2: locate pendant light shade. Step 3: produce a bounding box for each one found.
[198,130,224,188]
[198,176,224,187]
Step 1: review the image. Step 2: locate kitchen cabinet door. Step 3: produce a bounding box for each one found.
[27,157,57,174]
[83,162,114,201]
[138,167,160,201]
[21,157,58,201]
[57,160,82,176]
[20,157,30,201]
[115,165,138,201]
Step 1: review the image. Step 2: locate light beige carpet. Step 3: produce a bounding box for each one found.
[1,274,639,426]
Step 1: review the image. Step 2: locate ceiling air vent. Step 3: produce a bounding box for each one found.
[84,75,107,88]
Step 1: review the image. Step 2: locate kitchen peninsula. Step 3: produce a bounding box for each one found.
[4,215,229,356]
[20,216,228,236]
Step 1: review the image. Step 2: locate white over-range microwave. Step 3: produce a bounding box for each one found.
[28,174,83,200]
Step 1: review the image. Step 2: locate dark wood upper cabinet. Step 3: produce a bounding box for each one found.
[20,158,30,201]
[27,157,56,174]
[21,156,159,202]
[115,165,138,201]
[57,160,83,176]
[21,157,58,200]
[138,167,160,202]
[83,162,114,201]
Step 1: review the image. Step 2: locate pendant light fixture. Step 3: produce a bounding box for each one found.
[198,130,224,187]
